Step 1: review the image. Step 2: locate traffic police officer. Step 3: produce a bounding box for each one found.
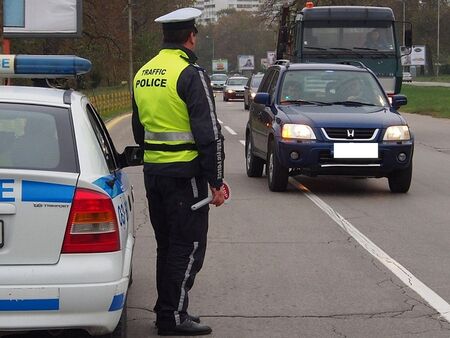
[132,7,225,336]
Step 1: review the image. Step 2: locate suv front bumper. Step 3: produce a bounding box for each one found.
[277,139,413,177]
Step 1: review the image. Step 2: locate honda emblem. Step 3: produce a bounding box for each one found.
[347,129,355,138]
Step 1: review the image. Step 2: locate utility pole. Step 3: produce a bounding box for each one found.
[437,0,440,77]
[128,0,134,94]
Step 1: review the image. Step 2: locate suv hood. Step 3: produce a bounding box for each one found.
[279,105,405,129]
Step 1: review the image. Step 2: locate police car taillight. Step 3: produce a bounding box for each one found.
[62,188,120,253]
[1,54,91,78]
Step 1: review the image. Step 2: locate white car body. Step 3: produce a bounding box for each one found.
[0,86,135,336]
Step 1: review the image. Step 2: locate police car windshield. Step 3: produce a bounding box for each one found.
[279,70,389,108]
[0,103,78,172]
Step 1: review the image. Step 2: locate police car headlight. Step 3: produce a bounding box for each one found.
[227,89,234,94]
[282,124,316,140]
[383,126,411,141]
[251,92,256,98]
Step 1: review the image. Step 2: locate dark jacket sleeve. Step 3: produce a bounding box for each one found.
[131,93,145,147]
[177,65,224,189]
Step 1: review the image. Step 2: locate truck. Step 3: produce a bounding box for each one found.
[276,1,412,95]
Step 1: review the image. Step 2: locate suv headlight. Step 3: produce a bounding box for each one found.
[282,124,316,140]
[383,126,411,141]
[227,89,234,94]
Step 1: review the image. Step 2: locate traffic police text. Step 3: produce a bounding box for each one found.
[135,68,168,88]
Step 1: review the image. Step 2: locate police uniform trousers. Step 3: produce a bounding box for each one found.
[144,174,209,329]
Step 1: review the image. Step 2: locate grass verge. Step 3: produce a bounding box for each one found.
[400,85,450,118]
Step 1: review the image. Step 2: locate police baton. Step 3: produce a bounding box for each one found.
[191,181,231,211]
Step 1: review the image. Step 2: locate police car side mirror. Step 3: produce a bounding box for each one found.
[119,146,143,168]
[391,95,407,110]
[254,93,270,106]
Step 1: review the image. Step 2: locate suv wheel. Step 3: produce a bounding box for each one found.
[388,164,412,193]
[246,133,264,177]
[223,95,228,102]
[267,141,289,191]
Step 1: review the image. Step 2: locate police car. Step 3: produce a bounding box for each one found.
[0,55,142,337]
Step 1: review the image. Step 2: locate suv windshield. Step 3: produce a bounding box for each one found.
[0,103,78,172]
[280,70,389,107]
[227,78,248,86]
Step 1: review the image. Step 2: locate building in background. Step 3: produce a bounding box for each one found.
[195,0,262,24]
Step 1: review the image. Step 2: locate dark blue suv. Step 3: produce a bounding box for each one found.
[245,62,413,193]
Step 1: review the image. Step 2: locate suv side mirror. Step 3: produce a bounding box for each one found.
[254,93,270,106]
[391,94,407,109]
[119,145,143,168]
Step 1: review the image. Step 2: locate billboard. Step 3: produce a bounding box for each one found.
[212,59,228,73]
[401,45,426,66]
[267,51,276,65]
[3,0,82,37]
[238,55,255,71]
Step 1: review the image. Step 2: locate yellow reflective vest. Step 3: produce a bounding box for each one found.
[133,49,198,164]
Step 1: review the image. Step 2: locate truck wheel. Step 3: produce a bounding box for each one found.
[246,133,264,177]
[388,164,412,193]
[267,141,289,191]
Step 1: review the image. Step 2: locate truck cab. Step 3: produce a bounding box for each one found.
[277,4,412,95]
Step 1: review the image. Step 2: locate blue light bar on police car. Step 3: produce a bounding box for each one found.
[0,54,92,78]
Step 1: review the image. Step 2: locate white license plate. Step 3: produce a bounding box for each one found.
[333,143,378,159]
[0,220,3,248]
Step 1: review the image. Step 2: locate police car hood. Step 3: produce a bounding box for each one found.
[279,105,405,129]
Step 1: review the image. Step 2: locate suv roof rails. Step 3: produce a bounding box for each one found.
[273,59,290,68]
[336,60,368,70]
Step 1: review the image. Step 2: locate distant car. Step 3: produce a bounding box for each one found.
[210,73,228,90]
[246,62,413,193]
[223,76,248,101]
[244,73,264,110]
[0,55,142,337]
[402,71,413,83]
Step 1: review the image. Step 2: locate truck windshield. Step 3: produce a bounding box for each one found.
[303,23,396,52]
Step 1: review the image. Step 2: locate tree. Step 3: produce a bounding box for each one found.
[195,9,277,74]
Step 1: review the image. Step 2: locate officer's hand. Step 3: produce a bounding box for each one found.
[210,185,225,207]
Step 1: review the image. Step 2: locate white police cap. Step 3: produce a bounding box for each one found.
[155,8,202,31]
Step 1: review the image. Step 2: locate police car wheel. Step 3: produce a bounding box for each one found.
[267,141,289,192]
[246,133,264,177]
[99,300,127,338]
[388,163,412,193]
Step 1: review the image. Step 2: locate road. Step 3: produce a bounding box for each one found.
[6,94,450,337]
[117,94,450,337]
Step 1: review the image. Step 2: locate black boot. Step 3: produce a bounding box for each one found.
[155,314,200,328]
[158,318,212,336]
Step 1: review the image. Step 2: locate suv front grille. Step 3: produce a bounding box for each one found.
[323,128,377,140]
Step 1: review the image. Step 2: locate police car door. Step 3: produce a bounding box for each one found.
[83,103,134,255]
[0,102,79,264]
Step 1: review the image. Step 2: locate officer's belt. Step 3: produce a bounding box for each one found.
[145,131,194,142]
[143,143,197,152]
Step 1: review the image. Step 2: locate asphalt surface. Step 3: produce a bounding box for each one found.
[119,94,450,337]
[6,93,450,337]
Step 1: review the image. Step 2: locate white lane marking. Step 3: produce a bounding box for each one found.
[218,119,223,124]
[224,126,237,135]
[239,140,245,146]
[289,177,450,322]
